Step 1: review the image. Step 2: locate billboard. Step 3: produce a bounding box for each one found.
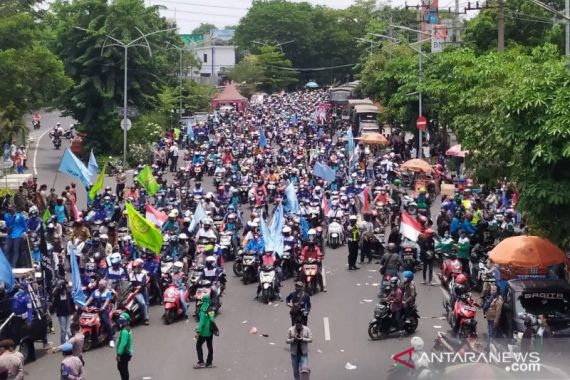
[210,28,235,41]
[431,24,451,53]
[179,34,203,46]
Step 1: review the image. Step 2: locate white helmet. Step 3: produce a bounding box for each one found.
[110,252,121,265]
[173,261,184,271]
[178,233,188,240]
[349,215,357,221]
[100,234,108,240]
[205,256,216,263]
[29,206,38,214]
[282,226,291,234]
[307,228,316,237]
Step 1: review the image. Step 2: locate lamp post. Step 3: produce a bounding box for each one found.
[75,26,175,164]
[167,43,195,119]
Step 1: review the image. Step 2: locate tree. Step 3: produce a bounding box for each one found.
[49,0,179,153]
[0,1,71,143]
[192,23,217,36]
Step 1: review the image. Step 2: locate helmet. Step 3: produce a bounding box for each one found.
[173,261,184,271]
[403,271,414,281]
[349,215,357,221]
[100,234,108,241]
[282,226,291,234]
[454,283,467,297]
[411,336,424,351]
[85,262,96,272]
[424,229,435,237]
[419,188,426,193]
[110,253,121,265]
[132,259,144,268]
[178,233,188,240]
[307,229,317,238]
[387,242,397,253]
[393,179,401,186]
[389,276,399,286]
[205,256,216,264]
[29,206,38,215]
[455,274,468,285]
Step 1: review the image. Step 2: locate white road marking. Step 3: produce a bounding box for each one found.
[322,265,327,287]
[323,317,331,341]
[33,128,51,175]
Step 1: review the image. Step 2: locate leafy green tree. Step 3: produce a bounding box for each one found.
[49,0,179,153]
[192,23,217,36]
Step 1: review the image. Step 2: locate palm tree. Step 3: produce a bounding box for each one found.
[0,103,28,146]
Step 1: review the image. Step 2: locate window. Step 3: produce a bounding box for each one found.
[203,53,208,63]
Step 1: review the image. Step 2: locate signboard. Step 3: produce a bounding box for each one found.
[116,107,139,118]
[210,29,235,41]
[416,115,427,130]
[120,118,132,131]
[179,34,203,46]
[441,183,455,197]
[431,24,451,53]
[0,160,13,169]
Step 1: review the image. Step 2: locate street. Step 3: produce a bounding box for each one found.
[20,113,451,380]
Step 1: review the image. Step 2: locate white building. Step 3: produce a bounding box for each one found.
[191,45,236,84]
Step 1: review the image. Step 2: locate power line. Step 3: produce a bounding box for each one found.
[149,0,249,11]
[266,63,356,71]
[159,8,242,19]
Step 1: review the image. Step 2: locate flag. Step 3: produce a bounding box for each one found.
[89,161,107,201]
[284,183,300,214]
[269,205,284,238]
[259,128,267,148]
[347,128,355,157]
[358,187,370,214]
[0,248,14,291]
[187,120,195,140]
[300,216,310,240]
[88,149,99,180]
[58,148,92,188]
[259,212,274,250]
[69,244,86,306]
[321,194,330,216]
[174,128,181,140]
[136,166,159,196]
[126,202,163,254]
[313,162,336,182]
[400,211,423,242]
[189,203,206,233]
[145,204,168,227]
[42,209,51,224]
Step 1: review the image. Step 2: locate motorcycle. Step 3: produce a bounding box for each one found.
[438,252,463,287]
[301,258,320,296]
[79,306,114,351]
[443,292,479,338]
[206,160,215,176]
[368,301,419,340]
[280,245,296,280]
[258,265,278,304]
[162,283,188,325]
[52,136,61,150]
[232,251,244,277]
[326,218,344,248]
[187,264,203,300]
[402,195,417,215]
[469,244,494,291]
[193,164,203,181]
[113,281,145,325]
[193,279,220,321]
[218,231,237,261]
[32,119,40,130]
[241,253,259,285]
[63,126,75,140]
[401,247,419,272]
[239,184,249,204]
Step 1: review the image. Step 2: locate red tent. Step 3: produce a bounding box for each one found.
[211,82,248,112]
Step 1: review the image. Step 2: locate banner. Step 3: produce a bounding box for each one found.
[136,166,159,196]
[189,203,206,233]
[313,162,336,182]
[126,202,163,254]
[69,244,87,306]
[58,148,92,188]
[283,183,300,214]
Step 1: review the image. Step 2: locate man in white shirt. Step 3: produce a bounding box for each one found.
[169,143,179,172]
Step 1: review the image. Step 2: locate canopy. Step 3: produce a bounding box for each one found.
[305,81,319,88]
[211,82,248,112]
[489,235,565,268]
[446,144,467,157]
[348,98,373,107]
[358,132,388,145]
[354,104,379,114]
[400,159,433,173]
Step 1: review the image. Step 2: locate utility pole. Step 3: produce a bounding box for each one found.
[454,0,461,42]
[498,0,505,52]
[167,43,194,118]
[566,0,570,55]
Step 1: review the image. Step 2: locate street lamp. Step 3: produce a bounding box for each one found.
[75,26,175,165]
[166,43,195,119]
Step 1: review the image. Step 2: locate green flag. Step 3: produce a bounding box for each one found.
[174,128,181,140]
[42,209,51,223]
[89,162,107,201]
[125,202,163,254]
[136,166,159,196]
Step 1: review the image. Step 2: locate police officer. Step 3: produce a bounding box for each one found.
[347,215,360,270]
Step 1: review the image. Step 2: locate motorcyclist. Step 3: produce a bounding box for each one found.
[255,250,282,300]
[84,279,115,347]
[26,206,42,233]
[129,258,149,325]
[221,213,240,251]
[418,229,437,285]
[286,281,311,325]
[162,210,180,235]
[200,256,225,308]
[192,182,204,197]
[449,273,469,311]
[379,243,402,294]
[299,230,326,292]
[244,231,265,257]
[142,251,161,304]
[402,271,417,320]
[105,252,128,288]
[170,261,189,319]
[386,276,404,331]
[195,218,218,242]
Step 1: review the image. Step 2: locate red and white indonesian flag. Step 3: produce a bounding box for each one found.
[321,194,330,216]
[358,187,370,214]
[145,204,168,227]
[400,211,423,242]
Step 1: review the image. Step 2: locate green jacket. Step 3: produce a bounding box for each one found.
[116,327,132,356]
[457,237,471,259]
[196,294,215,337]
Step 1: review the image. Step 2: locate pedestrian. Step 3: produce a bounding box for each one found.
[52,322,85,364]
[116,313,133,380]
[347,215,360,270]
[59,342,85,380]
[483,284,503,341]
[169,143,179,172]
[115,168,126,202]
[286,317,312,380]
[3,207,27,268]
[0,339,23,380]
[50,280,75,344]
[360,214,374,264]
[418,230,437,285]
[194,294,215,368]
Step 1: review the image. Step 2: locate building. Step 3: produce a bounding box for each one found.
[191,45,236,85]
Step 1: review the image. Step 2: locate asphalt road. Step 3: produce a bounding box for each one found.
[22,111,454,380]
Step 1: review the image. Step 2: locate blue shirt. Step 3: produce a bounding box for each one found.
[5,212,27,239]
[54,204,66,224]
[245,238,265,255]
[90,289,113,309]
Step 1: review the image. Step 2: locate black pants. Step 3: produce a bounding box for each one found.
[360,240,372,263]
[117,355,130,380]
[196,335,213,365]
[170,156,178,172]
[116,183,125,201]
[348,241,359,267]
[422,259,434,282]
[459,258,470,276]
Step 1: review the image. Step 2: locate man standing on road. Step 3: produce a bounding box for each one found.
[169,142,179,172]
[194,294,215,368]
[116,313,133,380]
[347,215,360,270]
[286,282,311,325]
[0,339,24,380]
[116,168,126,202]
[3,207,27,268]
[286,317,312,380]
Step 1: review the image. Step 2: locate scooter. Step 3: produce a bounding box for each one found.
[52,136,61,150]
[162,283,188,325]
[443,292,479,338]
[241,253,259,285]
[258,265,278,304]
[438,252,463,287]
[301,258,320,296]
[327,218,344,248]
[218,231,236,261]
[79,306,114,351]
[32,119,40,130]
[368,301,419,340]
[280,245,296,280]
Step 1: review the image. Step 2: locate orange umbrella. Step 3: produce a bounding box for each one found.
[489,236,565,267]
[400,159,433,173]
[358,132,389,145]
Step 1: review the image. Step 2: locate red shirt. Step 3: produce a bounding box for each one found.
[300,246,322,262]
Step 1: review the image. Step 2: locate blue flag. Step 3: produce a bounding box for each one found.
[58,148,92,188]
[0,248,14,291]
[347,128,355,157]
[69,245,87,306]
[300,216,310,241]
[88,149,99,180]
[284,183,300,214]
[259,212,274,250]
[259,128,267,148]
[269,205,284,238]
[189,203,206,233]
[187,120,195,141]
[313,162,336,182]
